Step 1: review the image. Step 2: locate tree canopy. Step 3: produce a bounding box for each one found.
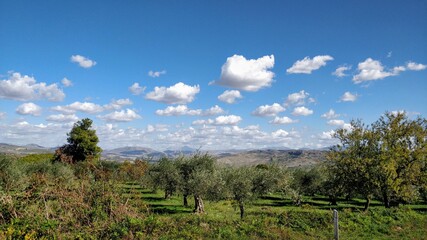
[54,118,102,164]
[326,112,427,209]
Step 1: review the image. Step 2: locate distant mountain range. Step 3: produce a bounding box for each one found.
[0,143,329,167]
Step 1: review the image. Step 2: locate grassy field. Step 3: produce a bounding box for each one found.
[118,182,427,239]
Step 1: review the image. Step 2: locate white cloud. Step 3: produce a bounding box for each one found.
[0,112,6,120]
[98,109,141,122]
[214,115,242,125]
[146,124,169,133]
[104,98,133,111]
[320,130,336,140]
[46,114,79,123]
[218,90,243,104]
[16,102,42,116]
[285,90,310,106]
[129,83,146,95]
[192,119,214,125]
[352,58,400,83]
[327,119,351,131]
[156,105,224,116]
[292,106,313,116]
[156,105,202,116]
[340,92,358,102]
[0,72,65,101]
[387,51,392,58]
[193,115,242,126]
[332,66,351,77]
[272,129,289,138]
[70,55,96,68]
[145,82,200,104]
[327,119,345,126]
[321,109,340,119]
[61,78,73,87]
[406,61,426,71]
[0,121,71,147]
[287,55,334,74]
[214,54,275,92]
[269,116,297,124]
[52,101,104,114]
[252,103,285,117]
[204,105,225,116]
[148,70,166,78]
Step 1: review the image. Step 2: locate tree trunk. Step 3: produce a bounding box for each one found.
[383,192,390,208]
[193,195,205,214]
[239,201,245,219]
[329,196,337,206]
[164,190,171,199]
[183,194,188,207]
[364,197,370,211]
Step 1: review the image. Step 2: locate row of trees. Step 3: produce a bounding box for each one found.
[148,154,291,218]
[47,113,426,215]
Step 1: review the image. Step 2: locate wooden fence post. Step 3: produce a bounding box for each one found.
[333,209,339,240]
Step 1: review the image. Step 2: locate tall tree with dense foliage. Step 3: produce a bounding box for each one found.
[372,112,427,207]
[327,112,427,209]
[327,120,380,210]
[54,118,102,164]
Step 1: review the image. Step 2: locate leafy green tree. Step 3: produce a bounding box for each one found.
[153,157,180,199]
[372,112,427,207]
[176,153,216,213]
[327,112,427,209]
[54,118,102,164]
[224,167,254,219]
[327,120,380,210]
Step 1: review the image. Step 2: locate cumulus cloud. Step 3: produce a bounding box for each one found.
[327,119,351,130]
[146,124,169,133]
[70,55,96,68]
[148,70,166,78]
[332,66,351,77]
[287,55,334,74]
[52,101,104,114]
[193,115,242,126]
[61,78,73,87]
[321,109,340,119]
[104,98,133,111]
[252,103,285,117]
[0,112,6,120]
[213,54,275,92]
[129,83,146,95]
[218,90,243,104]
[292,106,313,116]
[98,109,141,122]
[0,72,65,101]
[269,116,297,124]
[352,58,400,83]
[406,61,426,71]
[145,82,200,104]
[319,130,336,140]
[285,90,310,106]
[340,92,358,102]
[46,114,79,123]
[214,115,242,125]
[204,105,225,116]
[156,105,202,116]
[272,129,289,138]
[16,102,42,116]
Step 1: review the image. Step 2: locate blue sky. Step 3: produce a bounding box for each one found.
[1,0,426,150]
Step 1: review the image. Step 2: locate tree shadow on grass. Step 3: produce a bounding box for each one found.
[148,204,193,214]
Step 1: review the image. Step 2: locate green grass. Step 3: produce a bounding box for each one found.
[116,182,427,239]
